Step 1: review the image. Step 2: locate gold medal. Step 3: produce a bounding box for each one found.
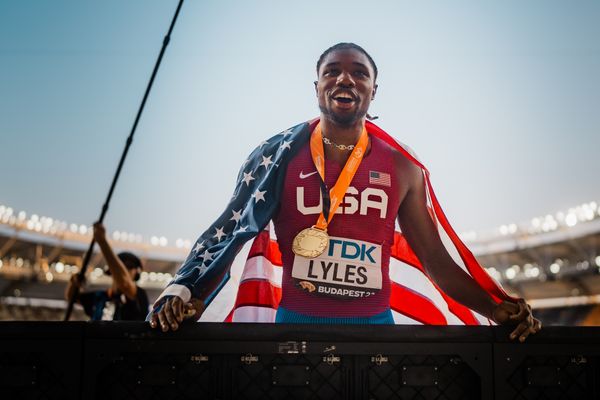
[292,226,329,258]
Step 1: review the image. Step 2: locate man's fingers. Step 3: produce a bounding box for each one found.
[502,301,519,314]
[149,313,158,329]
[148,297,202,332]
[173,298,184,323]
[182,303,194,318]
[170,297,185,324]
[509,299,528,321]
[510,315,541,342]
[519,317,540,342]
[157,309,170,332]
[509,300,526,320]
[164,301,179,331]
[510,324,527,342]
[510,320,529,341]
[497,299,539,342]
[518,328,533,342]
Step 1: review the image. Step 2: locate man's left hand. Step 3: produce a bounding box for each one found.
[493,298,542,342]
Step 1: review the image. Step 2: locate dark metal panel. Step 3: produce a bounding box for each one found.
[494,343,600,399]
[2,322,600,399]
[0,322,84,400]
[81,338,222,400]
[355,343,492,400]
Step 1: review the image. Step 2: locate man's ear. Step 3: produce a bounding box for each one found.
[314,81,318,96]
[372,84,378,100]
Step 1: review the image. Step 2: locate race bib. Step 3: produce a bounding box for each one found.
[292,236,382,300]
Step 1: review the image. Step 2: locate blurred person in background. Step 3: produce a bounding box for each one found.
[65,222,149,320]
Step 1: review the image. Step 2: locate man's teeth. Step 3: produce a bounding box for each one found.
[334,94,354,101]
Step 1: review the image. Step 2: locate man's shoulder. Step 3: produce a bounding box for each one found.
[245,121,311,162]
[372,133,419,161]
[372,135,420,162]
[263,121,311,143]
[371,134,423,184]
[366,121,421,163]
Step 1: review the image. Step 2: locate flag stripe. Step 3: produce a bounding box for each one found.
[233,279,282,308]
[232,305,277,322]
[391,310,423,325]
[390,282,447,325]
[389,260,463,325]
[390,233,479,325]
[247,230,283,266]
[240,256,282,288]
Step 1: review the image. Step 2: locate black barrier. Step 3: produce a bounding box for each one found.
[0,322,84,400]
[493,327,600,399]
[0,322,599,399]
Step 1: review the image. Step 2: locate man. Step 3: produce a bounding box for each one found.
[149,43,541,340]
[65,222,149,320]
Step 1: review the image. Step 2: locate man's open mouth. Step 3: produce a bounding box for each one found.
[331,92,356,104]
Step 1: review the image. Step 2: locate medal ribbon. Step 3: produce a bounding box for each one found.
[310,122,369,231]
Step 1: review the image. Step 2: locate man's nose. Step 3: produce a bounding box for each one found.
[336,71,355,87]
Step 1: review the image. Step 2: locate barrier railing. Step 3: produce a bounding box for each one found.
[1,322,599,399]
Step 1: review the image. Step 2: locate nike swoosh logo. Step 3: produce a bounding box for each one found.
[299,170,318,179]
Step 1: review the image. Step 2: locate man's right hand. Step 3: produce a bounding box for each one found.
[148,296,205,332]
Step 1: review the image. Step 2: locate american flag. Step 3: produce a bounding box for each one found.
[221,228,491,325]
[154,120,513,325]
[369,170,391,187]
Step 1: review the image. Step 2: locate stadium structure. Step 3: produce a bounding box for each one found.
[0,201,599,325]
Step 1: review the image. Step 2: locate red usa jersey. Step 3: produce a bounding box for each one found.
[273,135,401,317]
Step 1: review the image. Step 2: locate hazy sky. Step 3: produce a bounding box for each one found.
[1,0,599,243]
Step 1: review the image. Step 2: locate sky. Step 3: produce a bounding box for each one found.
[1,0,599,244]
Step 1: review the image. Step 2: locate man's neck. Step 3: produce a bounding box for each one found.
[320,115,365,145]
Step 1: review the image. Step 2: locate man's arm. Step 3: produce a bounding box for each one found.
[93,222,137,300]
[146,122,309,331]
[147,145,273,331]
[396,160,541,341]
[64,274,82,303]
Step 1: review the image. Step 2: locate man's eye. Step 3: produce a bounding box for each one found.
[324,69,340,76]
[354,70,368,77]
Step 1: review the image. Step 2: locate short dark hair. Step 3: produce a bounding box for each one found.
[117,252,143,271]
[316,42,378,80]
[103,252,143,281]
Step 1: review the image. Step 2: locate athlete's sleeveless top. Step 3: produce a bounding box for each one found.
[273,135,401,317]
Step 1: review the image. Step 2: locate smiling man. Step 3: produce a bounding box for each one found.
[148,43,541,341]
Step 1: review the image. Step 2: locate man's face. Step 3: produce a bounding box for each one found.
[315,48,377,127]
[127,267,140,281]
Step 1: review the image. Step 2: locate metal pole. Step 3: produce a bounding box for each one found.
[64,0,185,320]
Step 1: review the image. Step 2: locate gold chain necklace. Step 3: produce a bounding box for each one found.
[322,136,355,151]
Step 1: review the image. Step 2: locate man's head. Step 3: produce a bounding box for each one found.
[315,43,378,127]
[104,251,143,281]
